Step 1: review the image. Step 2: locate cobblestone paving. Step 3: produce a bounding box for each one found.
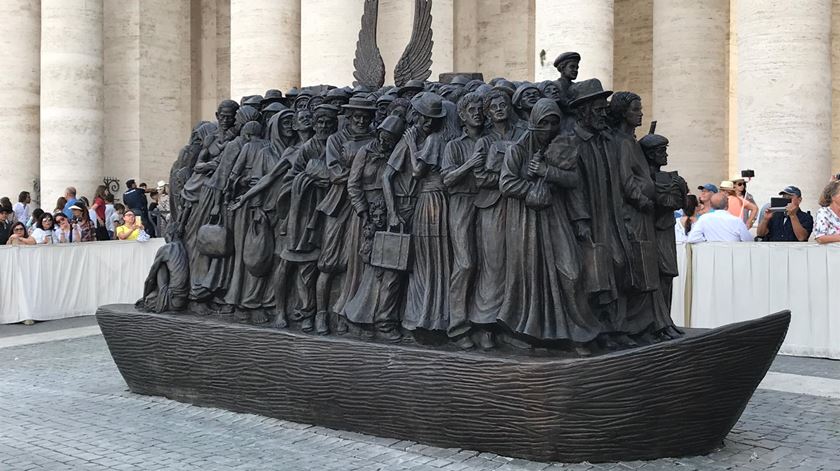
[1,336,839,471]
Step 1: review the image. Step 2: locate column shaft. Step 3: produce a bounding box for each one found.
[652,0,728,189]
[0,0,40,204]
[737,0,832,211]
[535,0,614,86]
[40,0,104,205]
[231,0,300,98]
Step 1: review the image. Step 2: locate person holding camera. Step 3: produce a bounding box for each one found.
[756,186,813,242]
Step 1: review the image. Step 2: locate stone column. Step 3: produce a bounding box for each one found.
[0,1,40,204]
[301,0,363,86]
[737,0,832,211]
[652,0,728,190]
[535,0,613,87]
[41,0,104,205]
[230,0,299,99]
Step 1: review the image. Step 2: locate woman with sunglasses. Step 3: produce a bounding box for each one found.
[5,221,36,246]
[32,213,59,244]
[54,213,80,243]
[732,178,758,226]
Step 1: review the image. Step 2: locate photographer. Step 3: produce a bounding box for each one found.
[756,186,813,242]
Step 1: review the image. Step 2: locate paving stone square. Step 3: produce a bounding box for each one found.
[0,333,839,470]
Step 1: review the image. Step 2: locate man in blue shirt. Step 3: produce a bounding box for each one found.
[756,185,813,241]
[62,186,78,219]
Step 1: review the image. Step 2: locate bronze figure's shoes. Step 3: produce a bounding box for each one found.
[251,309,269,325]
[272,312,288,329]
[315,311,330,335]
[301,315,315,333]
[477,330,495,350]
[453,334,475,350]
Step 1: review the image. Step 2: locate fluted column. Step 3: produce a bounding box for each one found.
[0,1,40,204]
[301,0,362,86]
[737,0,832,211]
[535,0,613,87]
[652,0,728,189]
[230,0,299,99]
[41,0,104,205]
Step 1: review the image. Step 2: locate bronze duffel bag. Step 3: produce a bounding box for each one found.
[371,225,412,272]
[197,209,232,258]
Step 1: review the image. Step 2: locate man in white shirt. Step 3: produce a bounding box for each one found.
[687,193,753,243]
[13,191,31,224]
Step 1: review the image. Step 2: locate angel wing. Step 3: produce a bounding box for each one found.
[393,0,434,87]
[353,0,386,89]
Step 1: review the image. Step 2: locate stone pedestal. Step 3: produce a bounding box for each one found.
[535,0,614,87]
[652,0,728,190]
[737,0,832,211]
[40,0,104,205]
[0,0,40,204]
[230,0,300,99]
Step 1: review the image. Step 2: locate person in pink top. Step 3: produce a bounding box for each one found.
[720,180,757,228]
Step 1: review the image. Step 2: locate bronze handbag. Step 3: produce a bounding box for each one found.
[371,224,412,272]
[197,207,232,258]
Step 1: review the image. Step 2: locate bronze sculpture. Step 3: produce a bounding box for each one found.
[108,9,790,464]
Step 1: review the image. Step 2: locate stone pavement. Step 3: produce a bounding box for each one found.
[0,328,839,470]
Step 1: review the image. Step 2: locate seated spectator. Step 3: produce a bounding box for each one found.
[695,183,718,216]
[62,187,78,219]
[32,213,59,244]
[0,205,14,244]
[6,221,36,246]
[814,180,840,244]
[26,208,44,231]
[54,196,67,215]
[104,194,117,239]
[720,180,758,228]
[70,202,96,242]
[0,197,15,222]
[686,193,753,243]
[13,191,31,224]
[54,212,79,243]
[116,209,145,241]
[676,195,699,243]
[756,186,813,242]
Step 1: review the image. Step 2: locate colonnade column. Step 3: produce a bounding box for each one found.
[534,0,614,87]
[652,0,728,189]
[0,1,40,204]
[40,0,104,205]
[301,0,364,86]
[737,0,832,211]
[230,0,300,100]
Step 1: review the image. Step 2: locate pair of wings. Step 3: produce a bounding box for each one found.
[353,0,434,89]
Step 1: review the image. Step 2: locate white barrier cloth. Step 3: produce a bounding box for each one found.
[0,239,165,324]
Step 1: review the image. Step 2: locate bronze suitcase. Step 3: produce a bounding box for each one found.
[582,241,612,294]
[630,239,660,292]
[371,226,412,272]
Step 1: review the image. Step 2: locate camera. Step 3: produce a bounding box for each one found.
[741,169,755,179]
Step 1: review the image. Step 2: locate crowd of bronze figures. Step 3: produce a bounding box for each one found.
[142,54,688,354]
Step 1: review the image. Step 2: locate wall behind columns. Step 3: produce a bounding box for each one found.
[613,0,652,135]
[535,0,613,87]
[737,0,832,211]
[105,0,192,195]
[652,0,729,190]
[139,0,193,187]
[475,0,534,81]
[0,0,40,203]
[230,0,300,98]
[191,0,232,122]
[41,0,104,204]
[301,0,363,86]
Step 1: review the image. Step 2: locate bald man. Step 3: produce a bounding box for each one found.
[687,192,753,242]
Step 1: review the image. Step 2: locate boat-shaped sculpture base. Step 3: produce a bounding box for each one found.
[96,305,789,463]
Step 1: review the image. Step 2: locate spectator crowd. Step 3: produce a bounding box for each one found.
[0,181,171,246]
[676,175,840,245]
